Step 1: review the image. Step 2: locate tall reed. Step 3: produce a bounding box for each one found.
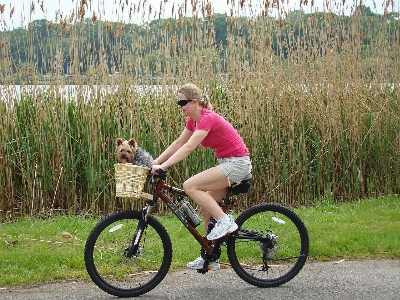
[0,1,399,221]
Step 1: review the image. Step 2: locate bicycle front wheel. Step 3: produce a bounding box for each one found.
[227,203,309,288]
[84,210,172,297]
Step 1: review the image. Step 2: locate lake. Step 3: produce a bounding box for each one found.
[0,85,178,102]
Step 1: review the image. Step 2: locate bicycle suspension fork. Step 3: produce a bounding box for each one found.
[125,201,154,258]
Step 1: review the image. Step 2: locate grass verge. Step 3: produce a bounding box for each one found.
[0,196,399,287]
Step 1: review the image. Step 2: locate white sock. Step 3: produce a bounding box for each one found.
[217,214,229,222]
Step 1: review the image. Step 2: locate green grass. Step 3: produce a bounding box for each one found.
[0,196,399,287]
[303,197,400,260]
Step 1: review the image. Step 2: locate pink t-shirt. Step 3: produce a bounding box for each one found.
[185,108,249,159]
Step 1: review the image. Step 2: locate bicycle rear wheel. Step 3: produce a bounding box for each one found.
[84,210,172,297]
[227,203,309,287]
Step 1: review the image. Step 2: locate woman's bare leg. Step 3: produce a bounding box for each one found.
[183,167,230,231]
[200,189,227,233]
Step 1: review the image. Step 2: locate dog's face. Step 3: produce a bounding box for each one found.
[116,138,137,163]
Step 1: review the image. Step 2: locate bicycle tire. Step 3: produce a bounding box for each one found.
[84,210,172,297]
[227,203,309,287]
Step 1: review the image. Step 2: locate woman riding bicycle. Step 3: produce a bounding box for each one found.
[151,83,252,271]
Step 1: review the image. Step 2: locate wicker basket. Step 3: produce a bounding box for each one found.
[115,164,150,199]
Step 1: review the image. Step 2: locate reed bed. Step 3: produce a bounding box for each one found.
[0,1,399,221]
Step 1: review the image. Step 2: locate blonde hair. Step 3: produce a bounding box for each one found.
[178,83,213,110]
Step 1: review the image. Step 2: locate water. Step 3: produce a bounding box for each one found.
[1,82,396,103]
[0,84,178,102]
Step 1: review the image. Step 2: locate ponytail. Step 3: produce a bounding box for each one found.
[199,93,213,110]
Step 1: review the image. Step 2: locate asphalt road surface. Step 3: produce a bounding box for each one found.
[1,259,399,300]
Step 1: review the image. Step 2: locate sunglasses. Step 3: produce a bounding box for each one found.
[177,99,192,106]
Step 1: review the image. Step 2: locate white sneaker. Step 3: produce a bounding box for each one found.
[187,256,220,271]
[206,215,238,240]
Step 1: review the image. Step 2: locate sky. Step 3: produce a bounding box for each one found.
[1,0,397,29]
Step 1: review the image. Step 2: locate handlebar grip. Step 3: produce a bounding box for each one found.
[157,168,167,180]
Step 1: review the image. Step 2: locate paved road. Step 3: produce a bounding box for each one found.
[1,259,399,299]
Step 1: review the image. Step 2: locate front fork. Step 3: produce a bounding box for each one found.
[125,203,153,258]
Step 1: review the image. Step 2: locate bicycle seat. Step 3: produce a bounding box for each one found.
[230,173,252,195]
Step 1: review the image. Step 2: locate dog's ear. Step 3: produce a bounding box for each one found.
[128,138,137,148]
[116,138,123,146]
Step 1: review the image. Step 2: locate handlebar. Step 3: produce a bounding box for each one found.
[156,168,167,181]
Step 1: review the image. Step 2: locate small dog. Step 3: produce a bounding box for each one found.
[116,138,153,168]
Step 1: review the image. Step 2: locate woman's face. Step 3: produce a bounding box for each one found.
[177,92,197,116]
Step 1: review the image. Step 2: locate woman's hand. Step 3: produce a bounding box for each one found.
[151,164,164,175]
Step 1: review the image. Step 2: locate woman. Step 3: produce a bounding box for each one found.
[151,83,251,270]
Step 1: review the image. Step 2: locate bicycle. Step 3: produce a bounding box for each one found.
[84,169,309,297]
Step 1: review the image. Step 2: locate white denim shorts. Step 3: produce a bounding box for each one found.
[216,156,252,185]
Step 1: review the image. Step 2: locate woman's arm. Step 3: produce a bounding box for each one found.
[160,130,208,169]
[151,129,208,174]
[153,128,193,165]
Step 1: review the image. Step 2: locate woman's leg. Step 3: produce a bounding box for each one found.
[183,167,238,240]
[201,189,227,233]
[183,167,229,222]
